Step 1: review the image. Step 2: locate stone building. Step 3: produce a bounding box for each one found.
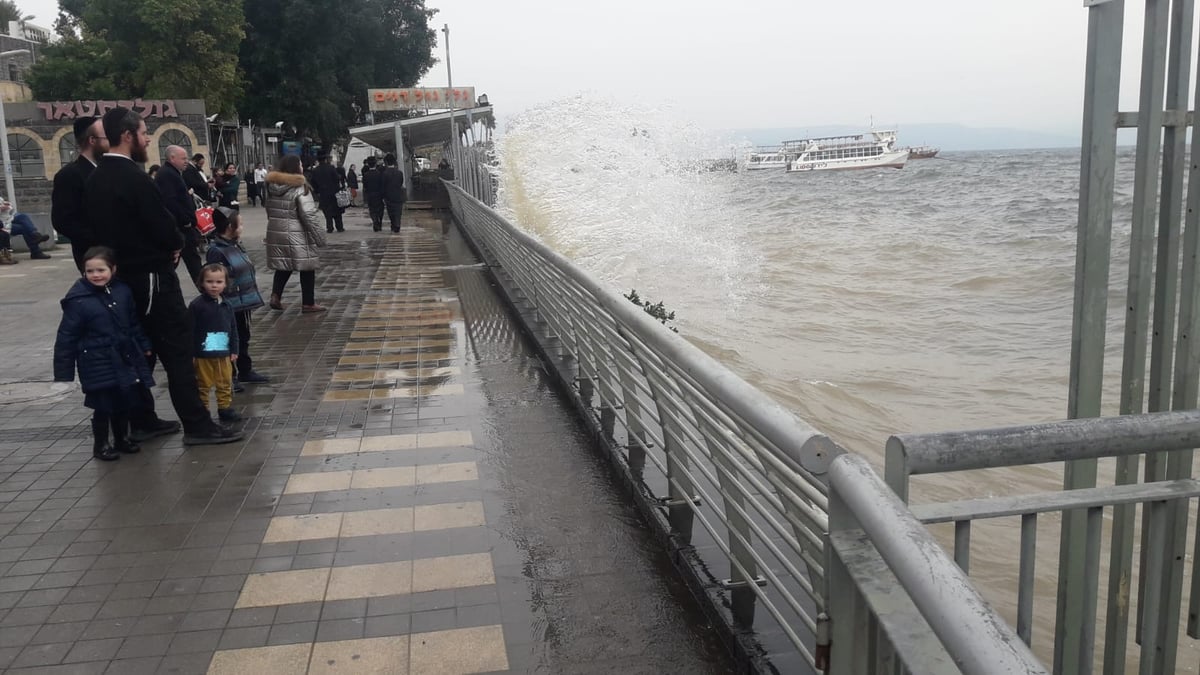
[0,98,210,217]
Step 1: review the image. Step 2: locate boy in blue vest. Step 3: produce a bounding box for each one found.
[189,263,240,421]
[205,207,269,392]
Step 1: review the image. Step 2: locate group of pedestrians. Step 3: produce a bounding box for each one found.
[360,154,407,233]
[50,108,251,461]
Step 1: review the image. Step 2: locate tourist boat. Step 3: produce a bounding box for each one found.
[784,130,908,172]
[907,145,939,160]
[745,151,787,171]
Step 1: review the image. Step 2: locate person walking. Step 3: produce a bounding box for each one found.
[184,153,213,203]
[86,106,241,445]
[362,156,385,232]
[205,207,269,389]
[310,155,344,233]
[265,154,327,313]
[52,117,109,269]
[253,163,267,207]
[381,153,406,232]
[155,144,203,285]
[53,246,156,461]
[347,164,359,207]
[243,166,258,207]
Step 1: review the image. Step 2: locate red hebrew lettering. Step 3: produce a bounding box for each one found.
[52,101,75,120]
[132,98,152,118]
[78,101,96,116]
[36,102,52,120]
[399,91,408,101]
[160,100,177,117]
[374,91,385,102]
[97,101,116,115]
[117,100,134,112]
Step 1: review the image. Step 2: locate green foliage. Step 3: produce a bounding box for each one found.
[29,0,245,113]
[0,1,32,33]
[625,289,679,333]
[239,0,438,145]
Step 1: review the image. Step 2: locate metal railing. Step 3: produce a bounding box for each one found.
[886,410,1200,674]
[446,178,1049,672]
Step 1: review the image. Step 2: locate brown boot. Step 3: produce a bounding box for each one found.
[0,249,17,265]
[269,293,285,311]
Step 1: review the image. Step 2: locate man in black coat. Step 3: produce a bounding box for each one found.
[310,154,344,233]
[361,156,385,232]
[183,153,212,203]
[86,107,242,446]
[156,144,203,286]
[381,153,406,233]
[51,116,108,269]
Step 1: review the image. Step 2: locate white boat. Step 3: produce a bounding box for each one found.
[745,151,787,171]
[784,130,908,172]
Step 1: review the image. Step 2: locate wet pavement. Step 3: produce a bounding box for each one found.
[0,206,731,673]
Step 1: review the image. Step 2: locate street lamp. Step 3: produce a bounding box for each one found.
[0,48,31,214]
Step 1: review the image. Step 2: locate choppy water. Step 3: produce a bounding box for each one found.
[492,97,1188,667]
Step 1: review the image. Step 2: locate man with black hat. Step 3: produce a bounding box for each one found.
[86,106,242,446]
[51,116,108,269]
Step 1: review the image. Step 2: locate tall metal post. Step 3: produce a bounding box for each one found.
[0,49,31,215]
[1057,1,1124,672]
[443,23,456,155]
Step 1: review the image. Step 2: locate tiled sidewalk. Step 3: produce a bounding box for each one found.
[0,209,730,674]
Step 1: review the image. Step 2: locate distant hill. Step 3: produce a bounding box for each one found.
[725,123,1080,152]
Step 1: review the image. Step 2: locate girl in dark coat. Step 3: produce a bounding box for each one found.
[53,247,156,461]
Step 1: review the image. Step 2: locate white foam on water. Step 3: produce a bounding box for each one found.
[493,94,761,310]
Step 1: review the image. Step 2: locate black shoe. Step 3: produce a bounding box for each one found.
[326,228,334,233]
[129,419,181,443]
[372,227,381,232]
[93,444,120,461]
[391,228,399,233]
[30,251,51,260]
[115,439,141,454]
[218,408,242,422]
[183,423,244,446]
[336,229,345,232]
[36,234,50,244]
[240,371,270,384]
[232,377,245,393]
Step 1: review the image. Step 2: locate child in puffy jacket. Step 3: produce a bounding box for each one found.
[189,263,240,422]
[53,246,155,461]
[205,207,268,390]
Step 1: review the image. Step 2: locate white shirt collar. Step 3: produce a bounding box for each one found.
[102,152,134,162]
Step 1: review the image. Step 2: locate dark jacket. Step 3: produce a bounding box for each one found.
[183,163,212,202]
[362,166,384,206]
[310,163,343,209]
[347,169,358,189]
[206,237,264,312]
[382,166,406,204]
[215,173,240,207]
[51,155,98,266]
[86,154,184,275]
[53,278,155,393]
[188,293,239,358]
[154,162,195,229]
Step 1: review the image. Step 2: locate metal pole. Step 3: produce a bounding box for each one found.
[0,49,30,214]
[443,23,455,154]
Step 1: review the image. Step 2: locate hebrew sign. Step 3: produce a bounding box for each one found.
[35,99,179,121]
[368,87,476,112]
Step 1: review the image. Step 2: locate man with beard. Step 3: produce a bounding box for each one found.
[86,107,242,446]
[52,116,108,269]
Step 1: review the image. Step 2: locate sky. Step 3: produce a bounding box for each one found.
[15,0,1158,135]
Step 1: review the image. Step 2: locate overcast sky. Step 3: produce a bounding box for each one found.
[17,0,1156,134]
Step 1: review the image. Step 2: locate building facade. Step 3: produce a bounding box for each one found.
[0,98,210,215]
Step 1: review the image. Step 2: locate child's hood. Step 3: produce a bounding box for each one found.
[61,277,107,305]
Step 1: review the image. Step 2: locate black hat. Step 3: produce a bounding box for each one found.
[72,116,97,140]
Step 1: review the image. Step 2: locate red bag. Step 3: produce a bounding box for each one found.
[193,195,215,235]
[195,206,215,235]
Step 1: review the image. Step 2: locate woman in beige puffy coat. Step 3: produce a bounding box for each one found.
[265,154,327,313]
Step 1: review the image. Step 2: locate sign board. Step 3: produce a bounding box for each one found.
[36,99,179,121]
[368,87,476,112]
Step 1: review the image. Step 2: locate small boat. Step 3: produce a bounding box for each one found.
[784,130,908,172]
[907,146,939,160]
[746,151,788,171]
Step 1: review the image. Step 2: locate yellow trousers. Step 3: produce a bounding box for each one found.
[195,357,233,410]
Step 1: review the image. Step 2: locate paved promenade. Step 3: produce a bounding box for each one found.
[0,206,730,673]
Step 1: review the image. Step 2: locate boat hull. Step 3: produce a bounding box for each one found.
[787,150,909,172]
[746,161,788,171]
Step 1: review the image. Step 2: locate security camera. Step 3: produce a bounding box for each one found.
[274,121,284,129]
[206,113,219,122]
